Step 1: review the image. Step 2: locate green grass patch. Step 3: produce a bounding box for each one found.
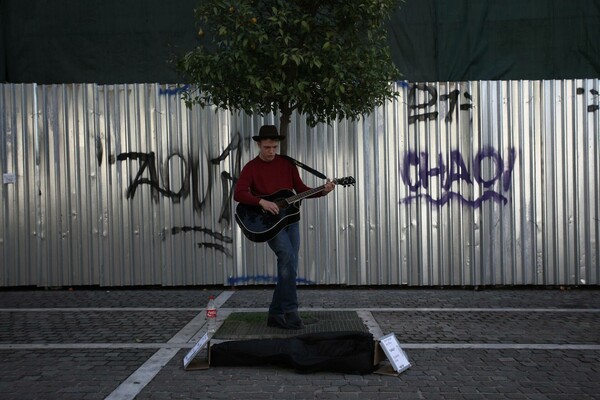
[226,312,266,323]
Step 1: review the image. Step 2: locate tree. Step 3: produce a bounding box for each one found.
[178,0,401,154]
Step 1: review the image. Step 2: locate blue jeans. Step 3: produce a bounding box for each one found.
[267,222,300,315]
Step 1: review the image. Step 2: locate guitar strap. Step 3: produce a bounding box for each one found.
[280,155,328,180]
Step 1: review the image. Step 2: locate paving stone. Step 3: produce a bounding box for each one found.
[0,349,155,400]
[0,310,199,343]
[0,288,598,399]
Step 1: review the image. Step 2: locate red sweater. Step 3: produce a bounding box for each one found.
[234,155,321,206]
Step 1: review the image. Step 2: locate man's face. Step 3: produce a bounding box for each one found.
[257,139,279,162]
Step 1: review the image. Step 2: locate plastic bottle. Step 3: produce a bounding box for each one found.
[206,295,217,335]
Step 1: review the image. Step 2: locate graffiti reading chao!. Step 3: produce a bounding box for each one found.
[400,146,517,208]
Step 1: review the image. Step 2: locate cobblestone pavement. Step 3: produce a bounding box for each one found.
[0,287,598,399]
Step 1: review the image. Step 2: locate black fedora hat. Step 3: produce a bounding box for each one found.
[252,125,286,142]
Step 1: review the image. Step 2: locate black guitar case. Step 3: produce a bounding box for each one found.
[209,331,376,374]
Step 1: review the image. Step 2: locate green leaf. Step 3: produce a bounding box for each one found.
[177,0,401,127]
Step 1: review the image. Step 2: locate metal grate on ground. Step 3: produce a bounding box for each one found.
[214,311,370,340]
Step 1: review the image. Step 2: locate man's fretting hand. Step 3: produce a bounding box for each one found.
[323,179,336,195]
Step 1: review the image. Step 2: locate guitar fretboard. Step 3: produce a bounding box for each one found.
[286,184,329,203]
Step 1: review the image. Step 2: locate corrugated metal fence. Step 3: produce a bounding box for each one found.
[1,81,599,287]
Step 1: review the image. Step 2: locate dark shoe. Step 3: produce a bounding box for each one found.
[285,311,305,329]
[267,314,289,329]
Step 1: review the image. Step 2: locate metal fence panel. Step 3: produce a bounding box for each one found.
[0,81,598,287]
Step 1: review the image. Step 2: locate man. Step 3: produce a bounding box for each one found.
[234,125,335,329]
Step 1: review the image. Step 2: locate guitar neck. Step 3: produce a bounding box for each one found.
[286,183,329,203]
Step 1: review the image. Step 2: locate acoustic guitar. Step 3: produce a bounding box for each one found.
[235,176,356,242]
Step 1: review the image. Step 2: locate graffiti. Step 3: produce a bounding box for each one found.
[116,152,189,202]
[408,83,473,124]
[410,85,599,120]
[408,83,439,123]
[403,191,509,208]
[95,135,103,166]
[197,242,232,257]
[172,226,233,243]
[577,87,599,112]
[169,226,234,258]
[172,226,233,257]
[115,134,242,214]
[440,89,473,122]
[114,132,243,256]
[400,146,516,208]
[213,133,243,225]
[227,275,316,286]
[159,85,190,96]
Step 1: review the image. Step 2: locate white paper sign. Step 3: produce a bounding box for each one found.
[183,332,209,369]
[379,333,411,374]
[3,173,16,184]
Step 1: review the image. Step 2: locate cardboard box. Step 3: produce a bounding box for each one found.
[182,333,211,371]
[183,333,409,376]
[373,334,412,376]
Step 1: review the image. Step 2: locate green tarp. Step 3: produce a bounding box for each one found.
[1,0,599,83]
[388,0,600,81]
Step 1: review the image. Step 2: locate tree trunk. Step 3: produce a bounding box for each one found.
[278,106,292,155]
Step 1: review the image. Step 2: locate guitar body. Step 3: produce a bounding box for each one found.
[235,190,301,242]
[235,176,355,243]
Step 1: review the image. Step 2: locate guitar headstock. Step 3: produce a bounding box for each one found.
[333,176,356,187]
